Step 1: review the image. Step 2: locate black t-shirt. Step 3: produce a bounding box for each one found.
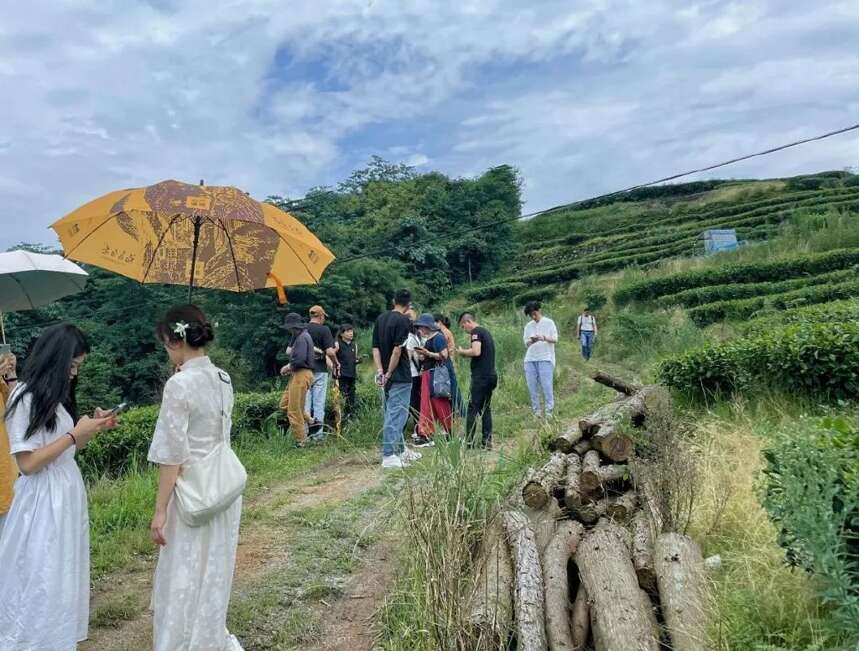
[337,340,358,379]
[470,326,497,378]
[372,311,412,384]
[306,322,335,373]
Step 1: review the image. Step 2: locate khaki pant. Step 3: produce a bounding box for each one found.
[280,369,315,444]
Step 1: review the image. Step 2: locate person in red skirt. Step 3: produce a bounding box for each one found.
[413,313,453,446]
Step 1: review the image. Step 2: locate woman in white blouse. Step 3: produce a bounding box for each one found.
[149,305,244,651]
[0,324,117,649]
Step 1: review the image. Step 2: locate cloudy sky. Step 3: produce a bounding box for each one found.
[2,0,858,249]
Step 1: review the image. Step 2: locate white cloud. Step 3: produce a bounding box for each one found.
[1,1,858,248]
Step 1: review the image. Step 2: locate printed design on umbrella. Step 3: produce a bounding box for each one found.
[142,217,279,290]
[142,181,265,224]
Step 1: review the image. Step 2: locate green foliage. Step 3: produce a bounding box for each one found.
[77,391,284,477]
[744,299,859,333]
[616,248,859,305]
[462,280,527,303]
[761,416,859,642]
[686,278,859,326]
[512,284,560,306]
[657,268,857,309]
[658,321,859,400]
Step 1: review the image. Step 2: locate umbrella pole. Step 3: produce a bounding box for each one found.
[0,312,5,345]
[188,216,202,303]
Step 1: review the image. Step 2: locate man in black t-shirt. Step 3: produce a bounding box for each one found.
[372,289,414,469]
[457,313,497,449]
[305,305,339,440]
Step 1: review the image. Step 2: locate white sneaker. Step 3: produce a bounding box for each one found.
[382,455,405,469]
[401,447,422,463]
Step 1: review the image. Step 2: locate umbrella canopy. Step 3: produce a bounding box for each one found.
[0,250,89,312]
[0,250,89,344]
[51,179,335,299]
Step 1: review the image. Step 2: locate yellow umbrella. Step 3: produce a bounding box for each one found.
[51,179,334,300]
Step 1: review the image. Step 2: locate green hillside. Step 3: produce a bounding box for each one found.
[465,170,859,306]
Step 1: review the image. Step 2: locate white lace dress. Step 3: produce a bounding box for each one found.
[148,357,244,651]
[0,386,90,650]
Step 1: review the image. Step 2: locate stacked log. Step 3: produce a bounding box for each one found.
[468,380,710,651]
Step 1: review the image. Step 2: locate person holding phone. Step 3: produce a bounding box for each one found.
[523,301,559,419]
[0,324,118,649]
[0,347,18,536]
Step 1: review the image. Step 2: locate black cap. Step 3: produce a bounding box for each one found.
[281,312,307,330]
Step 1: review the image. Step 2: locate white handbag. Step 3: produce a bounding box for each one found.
[174,368,247,527]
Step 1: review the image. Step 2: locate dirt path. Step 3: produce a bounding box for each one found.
[81,453,386,651]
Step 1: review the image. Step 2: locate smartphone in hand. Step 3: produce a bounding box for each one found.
[109,402,129,416]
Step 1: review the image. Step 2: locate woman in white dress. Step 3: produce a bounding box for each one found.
[148,305,244,651]
[0,324,117,649]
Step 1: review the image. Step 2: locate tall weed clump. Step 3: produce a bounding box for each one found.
[761,416,859,644]
[380,440,539,651]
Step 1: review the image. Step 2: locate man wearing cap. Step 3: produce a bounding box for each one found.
[279,313,316,447]
[306,305,339,440]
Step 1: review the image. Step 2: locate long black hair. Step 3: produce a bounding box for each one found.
[155,304,215,349]
[6,323,90,439]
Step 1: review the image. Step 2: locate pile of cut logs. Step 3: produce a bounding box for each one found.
[468,372,709,651]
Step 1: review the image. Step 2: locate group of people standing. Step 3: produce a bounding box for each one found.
[0,304,246,650]
[371,289,497,469]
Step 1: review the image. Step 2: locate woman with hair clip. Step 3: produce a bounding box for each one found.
[0,324,118,649]
[148,304,245,651]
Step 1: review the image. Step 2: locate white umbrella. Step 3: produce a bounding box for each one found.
[0,250,89,343]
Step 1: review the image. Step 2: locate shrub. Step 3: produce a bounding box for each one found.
[616,248,859,304]
[744,298,859,333]
[658,321,859,400]
[78,390,284,478]
[512,284,560,306]
[761,416,859,642]
[462,281,528,303]
[657,268,856,308]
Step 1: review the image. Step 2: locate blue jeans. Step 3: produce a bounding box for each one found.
[382,382,411,457]
[524,360,555,416]
[304,371,329,433]
[580,331,595,360]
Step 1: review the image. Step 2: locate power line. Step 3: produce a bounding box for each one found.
[336,121,859,264]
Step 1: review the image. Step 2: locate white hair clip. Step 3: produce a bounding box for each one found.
[173,321,190,340]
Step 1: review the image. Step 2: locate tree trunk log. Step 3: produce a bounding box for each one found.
[654,533,709,651]
[634,471,665,537]
[578,386,659,437]
[590,423,635,463]
[573,440,592,456]
[631,511,657,594]
[468,521,514,642]
[579,450,602,495]
[581,459,628,495]
[550,426,584,454]
[564,454,584,510]
[571,584,590,651]
[576,498,608,525]
[577,520,660,651]
[501,511,548,651]
[605,491,637,522]
[526,500,563,560]
[590,370,641,396]
[544,521,585,651]
[523,452,568,510]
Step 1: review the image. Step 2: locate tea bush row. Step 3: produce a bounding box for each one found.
[616,248,859,304]
[657,321,859,399]
[657,268,857,308]
[686,278,859,326]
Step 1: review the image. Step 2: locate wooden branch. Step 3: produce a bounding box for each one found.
[577,520,660,651]
[563,454,584,510]
[631,511,657,594]
[501,511,548,651]
[544,521,585,651]
[605,491,638,522]
[572,439,592,456]
[579,450,601,492]
[590,370,641,396]
[571,584,589,651]
[590,423,635,463]
[468,520,514,641]
[549,425,584,454]
[654,533,709,651]
[523,452,568,510]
